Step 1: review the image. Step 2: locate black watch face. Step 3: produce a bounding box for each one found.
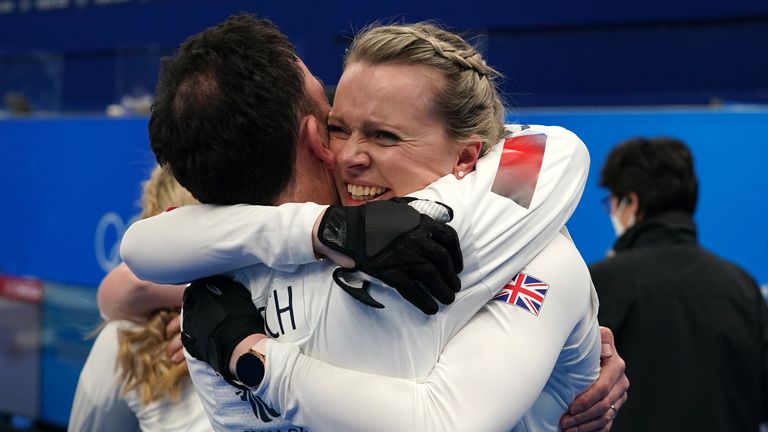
[236,353,265,387]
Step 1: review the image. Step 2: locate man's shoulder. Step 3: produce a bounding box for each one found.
[589,243,666,276]
[588,254,624,278]
[695,247,759,289]
[587,250,650,299]
[694,245,748,271]
[228,262,317,291]
[591,243,759,295]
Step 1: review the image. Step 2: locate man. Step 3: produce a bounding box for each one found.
[122,14,626,431]
[591,136,768,431]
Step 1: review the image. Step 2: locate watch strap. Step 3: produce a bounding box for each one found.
[235,346,266,388]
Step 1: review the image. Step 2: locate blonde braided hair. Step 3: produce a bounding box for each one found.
[346,23,506,155]
[117,309,188,404]
[116,165,198,405]
[140,165,197,219]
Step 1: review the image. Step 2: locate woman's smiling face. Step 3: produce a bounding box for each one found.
[328,62,465,205]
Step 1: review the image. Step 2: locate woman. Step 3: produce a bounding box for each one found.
[69,166,211,432]
[120,20,623,431]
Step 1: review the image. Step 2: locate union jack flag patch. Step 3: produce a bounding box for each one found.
[493,272,549,316]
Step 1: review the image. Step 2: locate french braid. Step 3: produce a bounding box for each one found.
[346,23,506,155]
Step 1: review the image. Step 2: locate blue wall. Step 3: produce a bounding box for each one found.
[0,117,155,286]
[1,0,768,110]
[0,109,766,425]
[0,117,155,426]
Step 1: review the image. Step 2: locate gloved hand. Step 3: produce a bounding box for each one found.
[318,198,463,315]
[180,276,264,389]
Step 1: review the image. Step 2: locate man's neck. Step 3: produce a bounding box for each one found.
[273,168,338,206]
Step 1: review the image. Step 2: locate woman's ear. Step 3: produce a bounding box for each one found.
[301,115,335,169]
[453,137,482,179]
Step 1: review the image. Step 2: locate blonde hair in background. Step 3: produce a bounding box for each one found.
[117,164,198,405]
[139,164,197,219]
[346,22,506,156]
[117,308,188,404]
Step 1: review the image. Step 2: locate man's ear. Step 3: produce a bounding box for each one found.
[300,114,335,169]
[626,191,641,219]
[453,137,482,179]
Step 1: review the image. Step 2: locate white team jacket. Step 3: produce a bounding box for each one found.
[69,320,213,432]
[121,124,600,431]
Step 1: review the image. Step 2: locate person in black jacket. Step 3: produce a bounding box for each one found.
[591,136,768,432]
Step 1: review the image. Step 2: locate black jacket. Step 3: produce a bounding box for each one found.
[590,211,768,432]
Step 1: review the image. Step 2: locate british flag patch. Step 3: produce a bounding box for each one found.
[493,272,549,316]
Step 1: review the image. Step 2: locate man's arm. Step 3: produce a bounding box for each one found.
[560,327,629,432]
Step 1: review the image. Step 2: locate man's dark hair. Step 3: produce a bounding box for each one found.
[600,137,698,218]
[149,14,309,205]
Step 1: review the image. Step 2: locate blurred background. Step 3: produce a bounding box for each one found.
[0,0,766,430]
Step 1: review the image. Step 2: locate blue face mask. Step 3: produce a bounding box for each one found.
[610,197,635,237]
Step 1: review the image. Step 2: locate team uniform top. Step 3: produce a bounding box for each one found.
[257,231,600,432]
[121,124,600,431]
[68,320,212,432]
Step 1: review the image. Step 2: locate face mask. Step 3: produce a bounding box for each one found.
[610,197,635,237]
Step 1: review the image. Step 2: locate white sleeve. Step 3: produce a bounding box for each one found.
[120,202,327,283]
[120,126,589,287]
[121,124,587,292]
[68,322,140,432]
[256,235,597,431]
[411,125,589,299]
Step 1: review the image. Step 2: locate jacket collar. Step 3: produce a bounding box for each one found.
[613,211,698,253]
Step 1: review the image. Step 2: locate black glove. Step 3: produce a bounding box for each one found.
[318,198,463,315]
[180,276,264,390]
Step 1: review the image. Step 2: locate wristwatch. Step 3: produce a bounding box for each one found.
[235,345,266,388]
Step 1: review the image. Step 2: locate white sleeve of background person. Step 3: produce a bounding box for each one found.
[120,202,327,283]
[257,233,601,431]
[68,321,140,432]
